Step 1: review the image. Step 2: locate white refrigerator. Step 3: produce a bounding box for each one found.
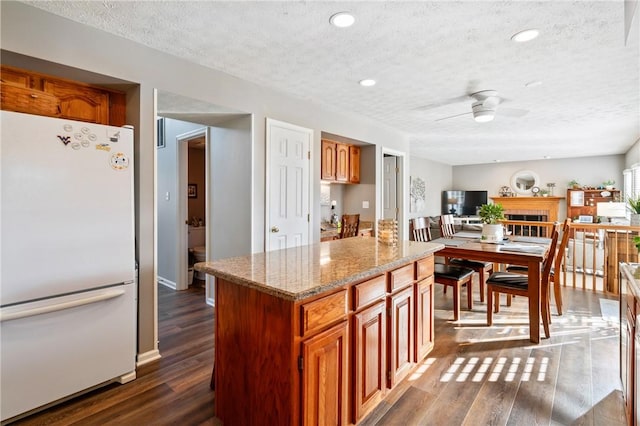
[0,111,137,421]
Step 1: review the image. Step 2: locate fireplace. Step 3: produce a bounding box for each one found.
[506,214,548,222]
[490,196,563,223]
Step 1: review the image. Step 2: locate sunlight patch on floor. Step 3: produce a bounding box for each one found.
[439,356,549,383]
[407,357,436,382]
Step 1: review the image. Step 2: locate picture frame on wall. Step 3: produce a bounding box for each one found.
[188,184,197,198]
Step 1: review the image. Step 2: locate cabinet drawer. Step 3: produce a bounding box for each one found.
[416,256,434,281]
[0,83,60,117]
[353,275,386,311]
[388,264,414,292]
[301,290,347,337]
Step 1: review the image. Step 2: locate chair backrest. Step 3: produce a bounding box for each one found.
[554,218,571,273]
[412,217,432,242]
[541,223,561,283]
[340,214,360,239]
[439,214,456,237]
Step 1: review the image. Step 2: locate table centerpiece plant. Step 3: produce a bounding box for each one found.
[478,203,505,242]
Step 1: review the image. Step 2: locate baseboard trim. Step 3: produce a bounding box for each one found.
[136,349,161,367]
[158,276,176,290]
[117,370,137,384]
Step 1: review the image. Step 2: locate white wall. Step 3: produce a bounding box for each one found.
[209,116,252,260]
[408,157,453,218]
[452,155,625,220]
[626,138,640,168]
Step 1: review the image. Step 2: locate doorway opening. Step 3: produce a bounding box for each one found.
[381,150,406,239]
[180,129,209,293]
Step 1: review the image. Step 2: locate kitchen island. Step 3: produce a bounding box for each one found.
[195,237,443,425]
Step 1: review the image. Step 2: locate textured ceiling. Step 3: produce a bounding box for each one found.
[24,1,640,165]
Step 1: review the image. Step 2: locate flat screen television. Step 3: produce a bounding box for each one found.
[441,190,488,216]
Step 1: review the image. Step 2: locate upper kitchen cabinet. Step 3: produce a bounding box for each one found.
[349,145,360,184]
[0,65,126,126]
[321,138,360,184]
[321,140,337,180]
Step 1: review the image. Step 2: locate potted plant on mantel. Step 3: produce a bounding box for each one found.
[478,203,505,242]
[628,196,640,226]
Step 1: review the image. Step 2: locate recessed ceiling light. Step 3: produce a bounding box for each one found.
[525,80,543,88]
[359,79,376,87]
[329,12,355,28]
[511,29,539,42]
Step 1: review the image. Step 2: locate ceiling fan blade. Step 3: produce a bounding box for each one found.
[497,107,529,117]
[435,111,473,122]
[414,94,470,111]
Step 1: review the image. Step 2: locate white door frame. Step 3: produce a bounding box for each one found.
[380,147,408,240]
[265,118,313,251]
[176,128,208,292]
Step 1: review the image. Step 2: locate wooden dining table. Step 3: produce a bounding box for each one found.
[434,234,551,343]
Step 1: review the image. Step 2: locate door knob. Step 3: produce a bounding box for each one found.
[271,226,279,233]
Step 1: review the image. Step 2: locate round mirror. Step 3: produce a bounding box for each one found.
[510,170,540,196]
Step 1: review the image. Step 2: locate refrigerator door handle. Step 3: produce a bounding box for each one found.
[0,288,126,322]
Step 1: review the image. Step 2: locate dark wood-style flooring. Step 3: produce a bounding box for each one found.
[10,277,626,425]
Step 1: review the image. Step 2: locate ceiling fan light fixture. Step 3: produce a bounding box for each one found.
[511,28,539,42]
[329,12,355,28]
[474,111,495,123]
[472,101,495,123]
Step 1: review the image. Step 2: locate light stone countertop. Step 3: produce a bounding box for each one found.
[195,238,443,301]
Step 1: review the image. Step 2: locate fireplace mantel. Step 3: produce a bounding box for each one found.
[490,196,564,223]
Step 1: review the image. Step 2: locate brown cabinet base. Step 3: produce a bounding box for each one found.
[213,255,435,425]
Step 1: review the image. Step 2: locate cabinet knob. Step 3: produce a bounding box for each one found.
[271,226,280,233]
[30,94,38,99]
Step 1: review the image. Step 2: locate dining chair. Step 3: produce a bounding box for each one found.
[339,214,360,239]
[506,218,571,315]
[434,263,475,321]
[439,214,457,237]
[411,217,431,242]
[439,214,493,303]
[486,223,561,339]
[412,217,474,320]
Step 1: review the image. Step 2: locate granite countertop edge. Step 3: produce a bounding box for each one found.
[196,242,443,302]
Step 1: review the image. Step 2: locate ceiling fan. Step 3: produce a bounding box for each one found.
[417,90,529,123]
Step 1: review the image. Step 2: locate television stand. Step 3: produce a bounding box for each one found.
[453,216,482,225]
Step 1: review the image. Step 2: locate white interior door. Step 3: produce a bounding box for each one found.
[383,155,398,219]
[266,119,312,251]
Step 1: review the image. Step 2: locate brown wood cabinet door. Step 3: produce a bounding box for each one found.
[43,79,110,124]
[302,320,348,426]
[321,140,337,181]
[349,145,360,183]
[335,143,349,182]
[352,300,386,422]
[415,277,434,361]
[0,83,61,117]
[0,67,33,87]
[388,286,415,388]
